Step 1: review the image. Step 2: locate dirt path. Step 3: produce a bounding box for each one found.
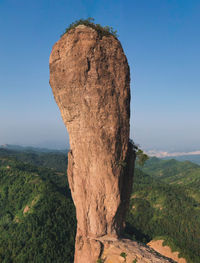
[147,240,187,263]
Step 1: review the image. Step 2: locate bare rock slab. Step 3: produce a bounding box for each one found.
[100,238,175,263]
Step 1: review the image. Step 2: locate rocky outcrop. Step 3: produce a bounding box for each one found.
[49,25,170,263]
[100,238,175,263]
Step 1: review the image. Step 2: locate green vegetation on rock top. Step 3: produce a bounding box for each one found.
[61,17,118,38]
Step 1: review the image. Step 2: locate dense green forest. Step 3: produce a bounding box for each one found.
[0,148,68,172]
[126,158,200,263]
[0,153,75,263]
[0,148,200,262]
[142,157,200,203]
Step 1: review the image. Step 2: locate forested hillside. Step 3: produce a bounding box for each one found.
[0,150,200,262]
[0,148,68,172]
[142,157,200,203]
[0,155,75,263]
[163,154,200,165]
[126,158,200,263]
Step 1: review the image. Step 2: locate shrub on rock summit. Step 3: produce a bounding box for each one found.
[62,17,118,38]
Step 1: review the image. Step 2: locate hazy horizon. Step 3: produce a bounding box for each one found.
[1,0,200,152]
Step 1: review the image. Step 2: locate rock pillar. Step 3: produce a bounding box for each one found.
[49,25,135,263]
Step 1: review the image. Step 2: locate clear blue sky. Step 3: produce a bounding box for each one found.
[0,0,199,151]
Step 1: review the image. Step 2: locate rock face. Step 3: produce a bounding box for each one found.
[49,25,135,262]
[49,25,170,263]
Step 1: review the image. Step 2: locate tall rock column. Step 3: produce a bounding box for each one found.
[49,25,135,263]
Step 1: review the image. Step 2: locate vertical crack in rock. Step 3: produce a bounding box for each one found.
[49,25,135,262]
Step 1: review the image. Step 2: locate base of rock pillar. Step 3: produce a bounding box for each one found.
[74,235,174,263]
[75,236,103,263]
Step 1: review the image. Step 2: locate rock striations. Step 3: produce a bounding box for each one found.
[49,25,173,263]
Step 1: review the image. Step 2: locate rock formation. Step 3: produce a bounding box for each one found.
[49,24,173,263]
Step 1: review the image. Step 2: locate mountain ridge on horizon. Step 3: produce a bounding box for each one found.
[146,149,200,165]
[0,144,68,153]
[1,143,200,165]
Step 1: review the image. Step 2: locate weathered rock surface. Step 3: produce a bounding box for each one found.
[100,237,175,263]
[49,25,170,263]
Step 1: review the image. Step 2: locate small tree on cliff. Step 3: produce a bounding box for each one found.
[136,148,149,166]
[129,139,149,166]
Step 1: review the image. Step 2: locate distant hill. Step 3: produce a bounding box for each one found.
[163,154,200,165]
[0,144,68,154]
[0,147,68,172]
[142,157,200,203]
[143,157,200,181]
